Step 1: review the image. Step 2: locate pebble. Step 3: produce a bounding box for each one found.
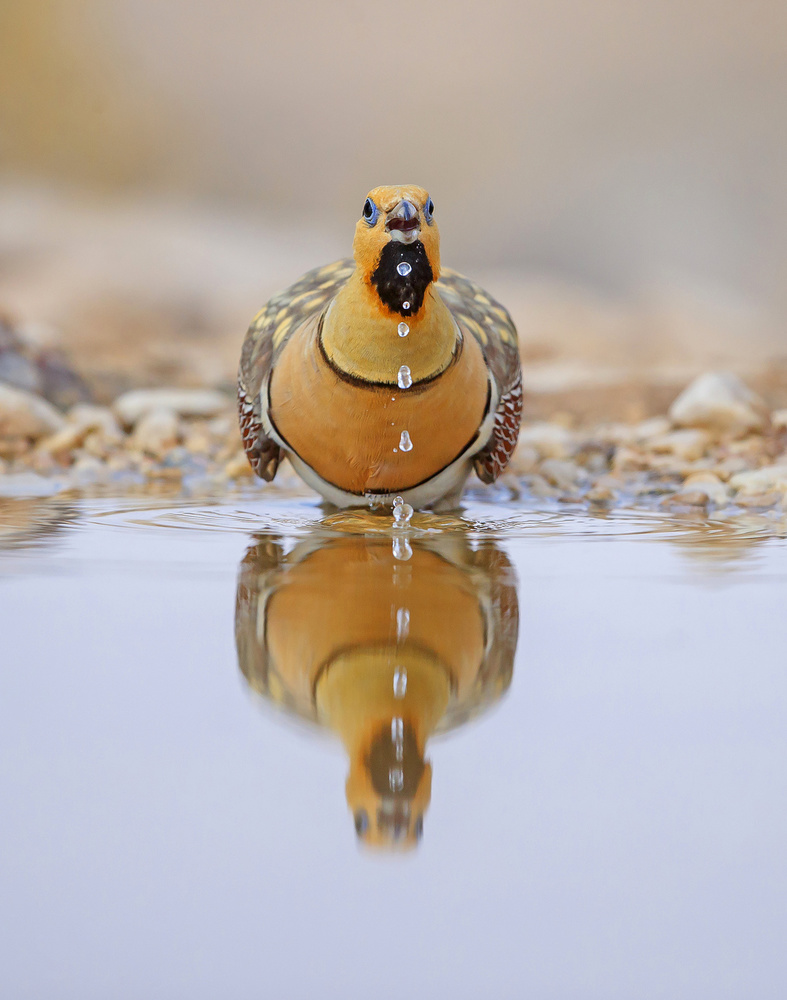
[648,429,710,461]
[0,384,65,440]
[735,491,783,509]
[68,404,123,441]
[539,458,583,490]
[114,388,231,427]
[661,490,711,509]
[130,407,181,456]
[669,372,767,436]
[680,472,730,505]
[224,451,254,479]
[729,465,787,498]
[523,473,560,498]
[517,422,574,459]
[632,416,671,442]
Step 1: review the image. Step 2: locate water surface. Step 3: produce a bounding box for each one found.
[1,493,785,998]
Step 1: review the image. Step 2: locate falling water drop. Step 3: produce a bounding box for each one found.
[393,667,408,698]
[397,261,412,276]
[398,430,413,452]
[397,322,409,337]
[402,300,411,310]
[397,365,412,389]
[392,537,413,561]
[389,768,404,792]
[396,607,410,641]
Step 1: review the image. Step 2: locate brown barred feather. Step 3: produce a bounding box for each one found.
[434,269,522,484]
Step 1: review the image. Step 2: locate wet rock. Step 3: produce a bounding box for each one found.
[669,372,767,436]
[729,465,787,497]
[39,404,124,459]
[523,473,561,498]
[517,422,574,459]
[539,458,583,490]
[36,350,92,408]
[183,427,213,455]
[648,429,710,461]
[0,349,41,394]
[508,444,539,476]
[680,472,730,505]
[225,451,254,479]
[68,404,123,441]
[0,384,65,440]
[711,455,753,481]
[661,490,710,509]
[114,388,231,427]
[0,317,90,407]
[735,491,783,509]
[586,474,622,505]
[70,454,108,485]
[130,407,181,456]
[632,416,671,442]
[611,445,650,473]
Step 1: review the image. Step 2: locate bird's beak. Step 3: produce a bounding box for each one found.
[386,200,420,244]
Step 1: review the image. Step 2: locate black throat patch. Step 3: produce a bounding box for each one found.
[370,240,434,318]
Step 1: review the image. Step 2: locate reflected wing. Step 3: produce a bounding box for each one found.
[436,268,522,483]
[436,542,519,733]
[238,259,356,480]
[235,539,322,725]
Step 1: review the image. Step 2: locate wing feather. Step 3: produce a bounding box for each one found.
[238,259,355,480]
[435,269,522,483]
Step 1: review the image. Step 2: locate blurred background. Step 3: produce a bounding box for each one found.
[2,0,787,417]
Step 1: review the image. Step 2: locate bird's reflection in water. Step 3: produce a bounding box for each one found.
[235,524,518,850]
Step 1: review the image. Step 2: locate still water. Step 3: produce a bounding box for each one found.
[1,491,786,998]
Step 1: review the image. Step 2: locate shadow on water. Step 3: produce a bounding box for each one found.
[234,520,519,851]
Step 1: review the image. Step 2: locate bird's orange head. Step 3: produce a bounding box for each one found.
[352,185,440,319]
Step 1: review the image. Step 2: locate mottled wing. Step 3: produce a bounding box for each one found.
[437,543,519,733]
[436,268,522,483]
[238,258,356,480]
[235,539,321,725]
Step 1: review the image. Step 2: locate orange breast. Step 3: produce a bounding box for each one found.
[269,316,489,494]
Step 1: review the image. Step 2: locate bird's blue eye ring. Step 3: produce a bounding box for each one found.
[362,198,378,226]
[424,198,435,224]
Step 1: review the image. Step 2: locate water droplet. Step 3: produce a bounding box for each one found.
[389,768,404,792]
[398,322,409,337]
[392,501,413,528]
[392,718,404,741]
[397,261,412,276]
[402,300,411,310]
[393,668,408,698]
[393,495,404,507]
[392,537,412,560]
[399,430,413,452]
[396,608,410,641]
[397,365,412,389]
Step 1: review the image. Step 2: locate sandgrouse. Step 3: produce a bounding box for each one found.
[238,185,522,508]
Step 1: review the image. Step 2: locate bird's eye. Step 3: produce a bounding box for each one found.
[362,198,378,225]
[354,810,369,836]
[424,198,435,224]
